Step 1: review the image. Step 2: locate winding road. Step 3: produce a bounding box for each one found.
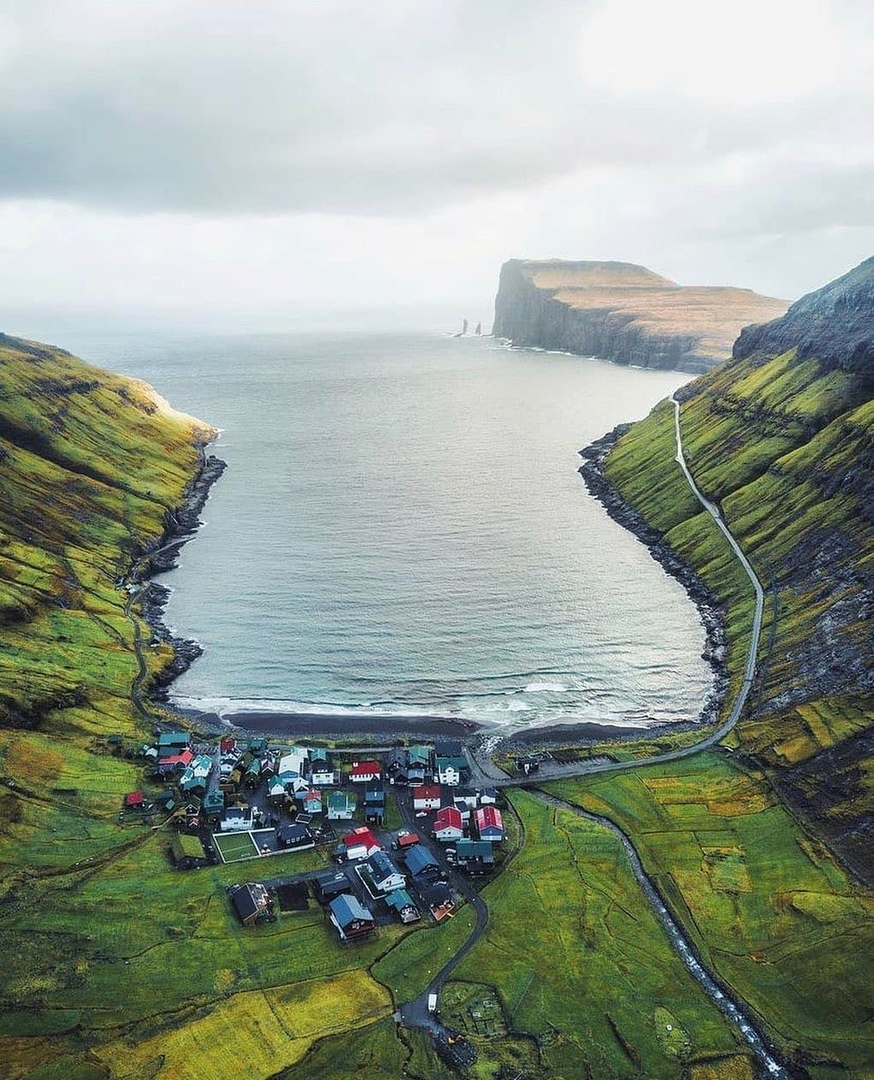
[399,395,787,1075]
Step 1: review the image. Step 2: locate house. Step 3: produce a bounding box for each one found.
[220,805,254,832]
[420,882,456,921]
[452,787,478,810]
[363,785,386,825]
[308,746,329,770]
[479,787,499,805]
[433,805,464,842]
[311,767,338,787]
[349,760,382,784]
[516,756,539,776]
[267,776,288,805]
[313,869,351,903]
[247,737,267,754]
[170,833,209,869]
[361,850,405,893]
[403,844,442,882]
[474,806,504,842]
[303,789,323,815]
[329,894,376,941]
[157,731,190,755]
[152,749,194,778]
[435,755,466,786]
[124,791,144,810]
[405,746,432,786]
[385,889,421,924]
[456,839,495,874]
[412,785,442,812]
[277,823,314,850]
[202,787,225,820]
[342,827,381,861]
[220,736,237,754]
[179,754,213,794]
[277,748,308,787]
[396,831,420,850]
[229,882,272,926]
[327,791,356,820]
[386,746,406,774]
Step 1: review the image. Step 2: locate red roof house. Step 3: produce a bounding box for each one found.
[349,760,382,783]
[342,827,381,861]
[124,791,144,808]
[412,784,442,811]
[474,806,504,842]
[433,805,464,842]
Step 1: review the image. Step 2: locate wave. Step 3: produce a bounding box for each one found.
[521,681,569,693]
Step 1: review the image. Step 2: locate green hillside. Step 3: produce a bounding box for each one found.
[0,331,215,737]
[548,260,873,1078]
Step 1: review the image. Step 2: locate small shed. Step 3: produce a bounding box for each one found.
[329,894,376,941]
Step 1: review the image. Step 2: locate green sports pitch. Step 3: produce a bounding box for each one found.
[213,830,261,863]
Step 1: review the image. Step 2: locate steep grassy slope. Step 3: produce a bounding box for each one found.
[0,331,215,736]
[601,260,873,881]
[551,260,873,1078]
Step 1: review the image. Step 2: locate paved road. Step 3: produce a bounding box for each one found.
[466,394,766,788]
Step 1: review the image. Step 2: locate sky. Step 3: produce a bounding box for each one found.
[0,0,872,336]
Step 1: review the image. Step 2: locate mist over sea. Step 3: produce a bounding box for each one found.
[69,330,712,734]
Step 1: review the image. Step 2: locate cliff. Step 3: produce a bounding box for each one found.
[0,331,221,733]
[599,256,873,881]
[493,258,788,373]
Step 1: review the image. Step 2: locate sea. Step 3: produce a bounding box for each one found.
[63,330,712,735]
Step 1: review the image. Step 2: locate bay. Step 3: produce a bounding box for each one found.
[67,330,712,734]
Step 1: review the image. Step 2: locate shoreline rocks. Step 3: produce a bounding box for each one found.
[578,426,729,729]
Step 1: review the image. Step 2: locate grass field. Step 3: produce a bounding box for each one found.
[444,789,742,1078]
[548,755,874,1076]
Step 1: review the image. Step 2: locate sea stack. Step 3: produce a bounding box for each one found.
[493,259,788,373]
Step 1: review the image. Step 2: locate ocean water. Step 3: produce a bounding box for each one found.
[67,330,712,734]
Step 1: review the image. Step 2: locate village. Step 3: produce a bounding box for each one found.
[116,730,509,943]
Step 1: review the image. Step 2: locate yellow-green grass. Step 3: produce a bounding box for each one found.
[0,334,213,739]
[371,904,476,1001]
[548,756,874,1075]
[277,1016,423,1080]
[93,969,392,1080]
[448,790,740,1079]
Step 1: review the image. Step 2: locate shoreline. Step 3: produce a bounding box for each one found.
[138,421,725,754]
[133,443,227,699]
[578,424,729,730]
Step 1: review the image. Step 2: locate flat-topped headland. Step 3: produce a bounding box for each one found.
[493,258,787,373]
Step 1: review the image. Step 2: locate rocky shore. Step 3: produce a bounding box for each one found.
[133,447,226,700]
[578,426,729,730]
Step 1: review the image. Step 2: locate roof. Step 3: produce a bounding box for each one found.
[475,806,504,831]
[404,845,440,875]
[327,791,354,808]
[413,784,441,801]
[434,806,463,830]
[229,883,268,922]
[435,755,466,772]
[329,893,373,928]
[385,889,417,911]
[203,788,225,811]
[158,749,194,767]
[457,839,494,857]
[350,760,382,776]
[124,791,144,807]
[309,746,328,762]
[407,745,432,765]
[366,850,402,881]
[157,731,190,747]
[397,832,420,847]
[343,827,379,851]
[434,739,463,756]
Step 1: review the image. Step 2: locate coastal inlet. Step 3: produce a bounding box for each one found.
[73,329,716,735]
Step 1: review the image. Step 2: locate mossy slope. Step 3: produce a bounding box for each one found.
[603,259,873,881]
[0,331,214,734]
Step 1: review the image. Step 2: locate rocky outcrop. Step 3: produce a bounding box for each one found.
[493,259,787,373]
[733,255,874,386]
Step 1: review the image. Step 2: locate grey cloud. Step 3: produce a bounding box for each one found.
[1,0,868,216]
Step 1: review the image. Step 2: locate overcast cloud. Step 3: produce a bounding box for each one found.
[0,0,872,333]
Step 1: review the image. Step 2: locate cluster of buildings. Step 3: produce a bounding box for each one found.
[125,728,511,945]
